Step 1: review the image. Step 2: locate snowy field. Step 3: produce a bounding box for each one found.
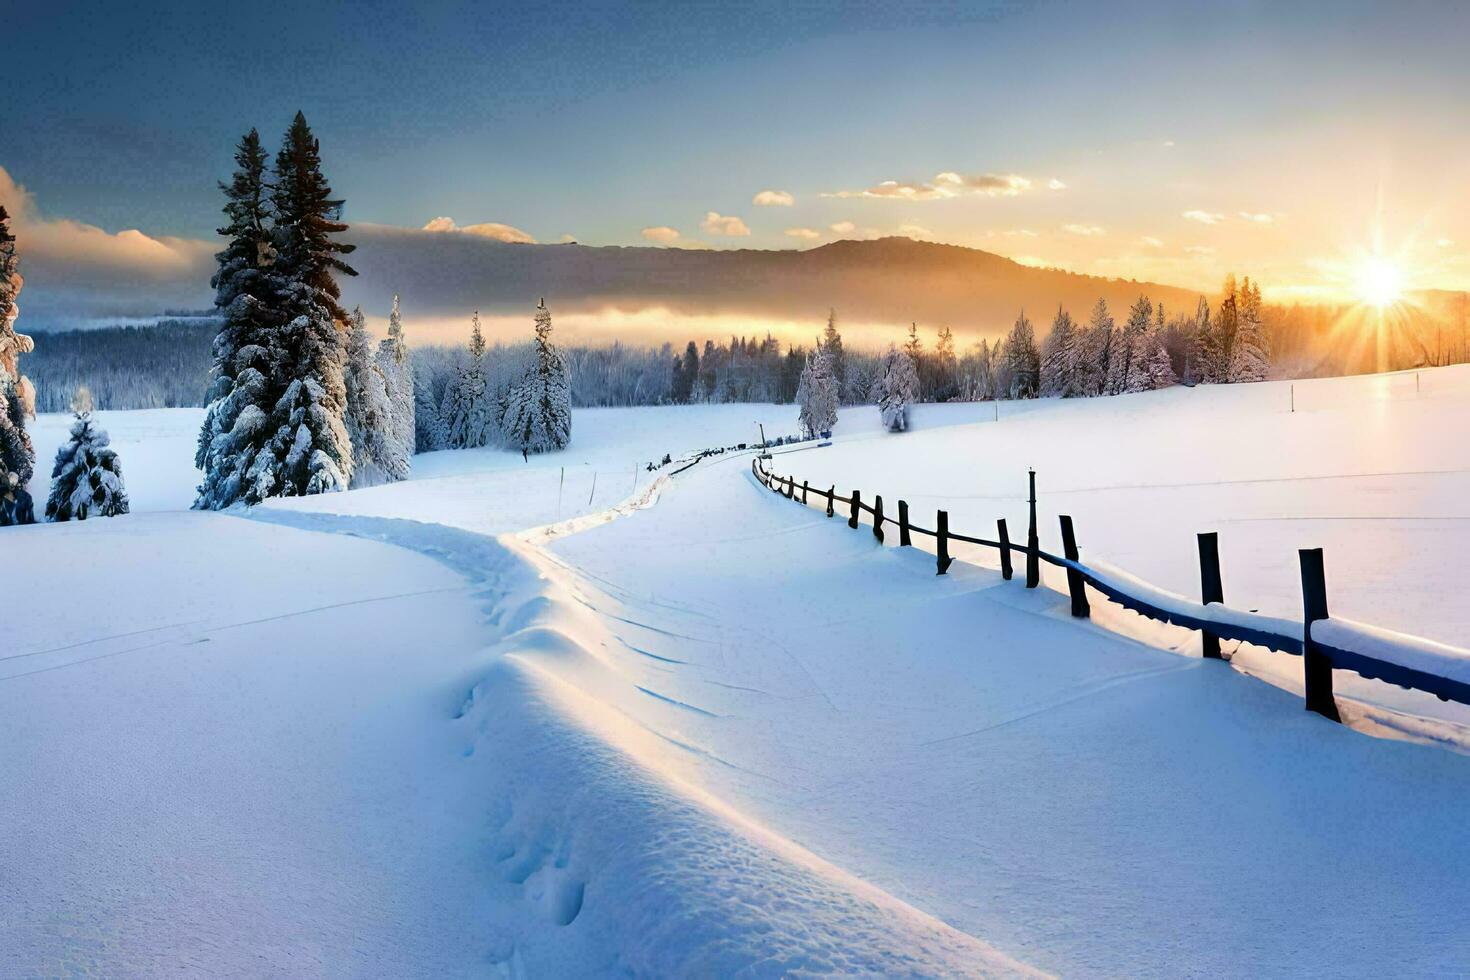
[8,368,1470,975]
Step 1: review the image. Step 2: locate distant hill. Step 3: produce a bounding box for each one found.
[343,229,1207,340]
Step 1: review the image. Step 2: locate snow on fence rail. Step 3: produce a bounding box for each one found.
[750,455,1470,721]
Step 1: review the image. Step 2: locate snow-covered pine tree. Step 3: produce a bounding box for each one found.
[795,343,839,438]
[1004,311,1040,398]
[375,293,415,475]
[821,309,846,400]
[1040,305,1079,397]
[1187,295,1211,384]
[501,299,572,454]
[1075,298,1112,397]
[931,326,959,401]
[1123,297,1156,393]
[413,350,452,453]
[0,201,36,486]
[875,343,919,431]
[343,306,401,486]
[266,111,357,497]
[1144,331,1178,389]
[46,387,128,521]
[1228,277,1269,382]
[195,128,283,509]
[441,311,497,448]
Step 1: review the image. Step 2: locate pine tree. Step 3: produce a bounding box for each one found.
[1076,298,1113,397]
[1228,278,1269,381]
[821,309,847,399]
[1004,311,1039,398]
[1040,305,1079,397]
[875,343,919,431]
[0,201,36,486]
[502,299,572,454]
[796,343,839,438]
[929,326,958,401]
[1187,296,1211,383]
[343,306,401,486]
[442,311,497,448]
[46,388,128,521]
[195,128,283,509]
[1203,275,1239,383]
[266,111,357,496]
[1122,296,1155,393]
[1145,332,1178,389]
[376,293,415,475]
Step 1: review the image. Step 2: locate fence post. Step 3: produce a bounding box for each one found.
[1059,516,1090,618]
[1197,532,1224,660]
[997,519,1013,580]
[849,490,861,529]
[1025,469,1040,589]
[898,500,912,546]
[786,475,795,499]
[826,486,835,518]
[936,510,953,575]
[872,495,885,543]
[802,480,809,505]
[1299,548,1341,722]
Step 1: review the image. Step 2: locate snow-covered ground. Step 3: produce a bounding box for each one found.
[8,368,1470,974]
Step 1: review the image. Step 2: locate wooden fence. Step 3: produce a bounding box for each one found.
[751,455,1470,721]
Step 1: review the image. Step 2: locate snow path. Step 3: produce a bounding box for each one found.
[248,508,1041,976]
[0,513,506,976]
[531,449,1470,977]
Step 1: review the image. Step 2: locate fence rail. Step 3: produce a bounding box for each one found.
[750,455,1470,720]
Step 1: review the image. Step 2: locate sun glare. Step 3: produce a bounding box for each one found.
[1358,256,1404,309]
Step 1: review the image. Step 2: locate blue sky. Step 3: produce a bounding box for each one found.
[5,0,1470,298]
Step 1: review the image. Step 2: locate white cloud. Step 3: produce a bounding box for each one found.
[1140,236,1165,247]
[700,211,750,236]
[1163,139,1176,147]
[641,226,681,244]
[0,165,216,318]
[826,171,1031,201]
[830,221,856,235]
[1047,178,1068,190]
[1182,210,1225,225]
[1185,245,1215,255]
[896,223,933,240]
[422,216,536,243]
[753,189,794,207]
[1063,223,1105,237]
[1005,228,1039,238]
[784,227,821,240]
[1238,211,1275,224]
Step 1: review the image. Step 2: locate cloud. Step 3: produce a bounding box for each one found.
[826,171,1031,201]
[422,216,535,243]
[1047,178,1068,190]
[896,223,933,240]
[1237,211,1275,224]
[1062,223,1105,237]
[641,226,681,244]
[700,211,750,236]
[784,227,821,240]
[1182,210,1225,225]
[0,165,216,320]
[1004,228,1039,238]
[1140,236,1165,248]
[830,221,856,235]
[753,189,794,207]
[1185,245,1215,255]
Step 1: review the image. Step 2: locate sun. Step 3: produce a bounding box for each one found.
[1358,255,1404,309]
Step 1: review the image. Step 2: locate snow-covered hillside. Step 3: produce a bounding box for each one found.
[8,367,1470,975]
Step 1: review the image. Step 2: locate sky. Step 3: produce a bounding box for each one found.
[4,0,1469,323]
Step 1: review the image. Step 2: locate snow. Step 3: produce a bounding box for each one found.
[9,365,1470,974]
